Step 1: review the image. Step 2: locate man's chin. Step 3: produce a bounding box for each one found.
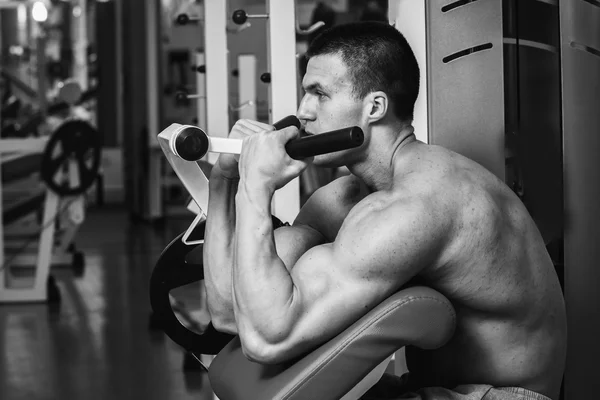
[312,155,346,169]
[300,129,314,138]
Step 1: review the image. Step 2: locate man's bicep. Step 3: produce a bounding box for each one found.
[285,198,448,345]
[265,242,400,361]
[272,176,360,270]
[274,224,326,271]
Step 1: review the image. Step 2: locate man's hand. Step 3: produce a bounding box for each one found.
[212,119,276,180]
[238,126,312,193]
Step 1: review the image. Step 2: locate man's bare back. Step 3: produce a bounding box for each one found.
[296,141,567,399]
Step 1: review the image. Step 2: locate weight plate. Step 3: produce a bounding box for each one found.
[40,119,102,196]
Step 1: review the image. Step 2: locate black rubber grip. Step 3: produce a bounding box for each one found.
[273,115,301,130]
[285,126,364,159]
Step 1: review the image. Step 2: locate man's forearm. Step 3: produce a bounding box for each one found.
[203,172,239,331]
[233,186,296,342]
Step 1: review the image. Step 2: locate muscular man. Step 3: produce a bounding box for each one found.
[203,22,567,400]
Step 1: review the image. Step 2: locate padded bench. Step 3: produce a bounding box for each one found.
[208,286,456,400]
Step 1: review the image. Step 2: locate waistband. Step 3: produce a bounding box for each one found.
[495,386,553,400]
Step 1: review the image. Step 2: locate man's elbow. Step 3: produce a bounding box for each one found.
[211,313,238,335]
[239,327,299,364]
[240,333,283,364]
[211,317,288,363]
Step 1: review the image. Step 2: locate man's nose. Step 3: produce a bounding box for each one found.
[296,95,315,124]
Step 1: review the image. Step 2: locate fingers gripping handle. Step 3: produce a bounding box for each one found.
[171,115,364,162]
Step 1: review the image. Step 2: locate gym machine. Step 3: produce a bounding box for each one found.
[0,79,101,303]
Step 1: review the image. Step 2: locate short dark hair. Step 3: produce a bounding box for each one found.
[306,22,420,122]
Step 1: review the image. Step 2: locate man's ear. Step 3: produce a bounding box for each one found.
[366,91,389,123]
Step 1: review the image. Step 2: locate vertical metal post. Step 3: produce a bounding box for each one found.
[0,11,3,279]
[36,34,48,117]
[560,1,600,398]
[32,190,59,299]
[146,0,162,219]
[238,54,257,120]
[114,0,123,146]
[195,51,207,130]
[204,0,229,165]
[266,0,300,224]
[73,0,88,90]
[145,0,160,147]
[0,6,3,56]
[26,2,32,53]
[389,0,429,144]
[0,156,4,292]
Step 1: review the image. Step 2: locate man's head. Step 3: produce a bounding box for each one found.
[303,22,420,125]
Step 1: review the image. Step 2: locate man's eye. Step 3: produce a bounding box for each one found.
[317,92,326,98]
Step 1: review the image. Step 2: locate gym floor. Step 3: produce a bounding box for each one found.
[0,206,215,400]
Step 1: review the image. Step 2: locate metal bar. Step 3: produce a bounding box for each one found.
[73,0,88,90]
[145,0,163,219]
[238,54,257,120]
[195,51,207,130]
[204,0,229,165]
[389,0,429,144]
[0,68,38,99]
[0,138,48,154]
[31,189,58,299]
[266,0,300,224]
[207,138,243,155]
[35,35,48,118]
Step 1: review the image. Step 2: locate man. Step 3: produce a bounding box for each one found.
[203,22,567,400]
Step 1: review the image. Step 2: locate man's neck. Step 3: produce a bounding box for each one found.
[348,124,417,192]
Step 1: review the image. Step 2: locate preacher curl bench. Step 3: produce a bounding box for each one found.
[150,116,456,399]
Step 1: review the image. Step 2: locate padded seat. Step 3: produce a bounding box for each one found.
[209,286,456,400]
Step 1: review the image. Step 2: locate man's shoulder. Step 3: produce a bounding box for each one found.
[294,175,369,241]
[345,186,449,229]
[335,176,458,260]
[332,188,453,278]
[305,174,369,210]
[323,173,366,194]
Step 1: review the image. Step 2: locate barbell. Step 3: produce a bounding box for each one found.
[169,115,364,162]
